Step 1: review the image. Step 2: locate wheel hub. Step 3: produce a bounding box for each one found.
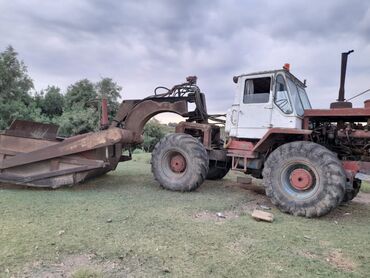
[289,168,313,190]
[170,154,186,173]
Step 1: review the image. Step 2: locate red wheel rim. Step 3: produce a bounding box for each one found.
[170,154,186,173]
[289,168,313,190]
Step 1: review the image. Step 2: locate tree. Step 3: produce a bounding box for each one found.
[38,86,64,117]
[55,104,99,136]
[44,78,124,137]
[142,118,166,152]
[0,46,124,136]
[96,77,121,119]
[0,45,35,129]
[64,79,97,109]
[0,45,33,101]
[57,79,99,136]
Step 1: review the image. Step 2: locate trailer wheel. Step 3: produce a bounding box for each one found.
[342,179,361,202]
[151,133,208,191]
[206,160,230,180]
[263,141,346,217]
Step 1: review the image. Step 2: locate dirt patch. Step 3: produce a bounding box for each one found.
[193,210,239,221]
[193,181,272,221]
[235,183,266,195]
[299,248,356,272]
[235,181,273,213]
[300,250,319,260]
[21,254,119,278]
[326,249,357,272]
[322,192,370,221]
[322,204,353,221]
[319,240,331,247]
[240,195,272,213]
[299,246,356,272]
[353,192,370,205]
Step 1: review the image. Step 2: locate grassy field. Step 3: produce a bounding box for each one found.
[1,153,370,277]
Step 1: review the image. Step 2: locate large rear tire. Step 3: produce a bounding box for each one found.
[262,141,346,217]
[151,133,208,191]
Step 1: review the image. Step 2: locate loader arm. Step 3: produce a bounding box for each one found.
[111,98,189,143]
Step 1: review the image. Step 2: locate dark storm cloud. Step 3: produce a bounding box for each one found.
[0,0,370,114]
[265,1,369,40]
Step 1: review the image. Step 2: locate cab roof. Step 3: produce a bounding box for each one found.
[234,69,306,88]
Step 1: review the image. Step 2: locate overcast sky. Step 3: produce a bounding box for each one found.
[1,0,370,117]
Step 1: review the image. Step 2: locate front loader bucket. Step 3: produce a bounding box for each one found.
[0,120,134,188]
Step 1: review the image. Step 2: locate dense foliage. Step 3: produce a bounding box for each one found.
[0,45,168,148]
[142,118,167,152]
[0,46,36,129]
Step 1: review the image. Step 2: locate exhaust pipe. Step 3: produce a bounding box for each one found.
[330,50,354,109]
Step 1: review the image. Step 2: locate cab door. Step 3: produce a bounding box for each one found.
[236,74,273,139]
[270,73,301,129]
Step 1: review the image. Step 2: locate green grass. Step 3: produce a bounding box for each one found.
[361,181,370,193]
[72,268,103,278]
[1,153,370,277]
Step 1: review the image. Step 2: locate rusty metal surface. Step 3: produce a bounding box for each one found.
[253,128,312,152]
[175,121,229,165]
[176,121,214,149]
[224,138,256,172]
[110,100,139,128]
[123,100,188,141]
[0,94,189,188]
[5,120,59,140]
[100,97,109,129]
[289,168,313,190]
[222,135,268,172]
[0,134,58,154]
[330,101,353,109]
[330,50,354,108]
[0,78,214,188]
[337,129,370,139]
[343,160,370,175]
[304,108,370,118]
[0,144,120,188]
[224,129,312,172]
[0,128,133,170]
[170,153,186,173]
[337,51,353,102]
[225,139,255,152]
[0,127,134,188]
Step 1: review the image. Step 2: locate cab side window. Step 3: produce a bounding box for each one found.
[243,77,271,104]
[274,75,292,114]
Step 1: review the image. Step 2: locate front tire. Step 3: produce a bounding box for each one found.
[263,141,346,217]
[151,133,208,191]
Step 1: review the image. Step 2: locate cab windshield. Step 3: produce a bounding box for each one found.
[298,87,311,109]
[286,77,311,116]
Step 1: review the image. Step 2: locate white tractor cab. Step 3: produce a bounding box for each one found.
[226,66,312,139]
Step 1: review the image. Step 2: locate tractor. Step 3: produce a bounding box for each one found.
[151,50,369,217]
[1,50,369,217]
